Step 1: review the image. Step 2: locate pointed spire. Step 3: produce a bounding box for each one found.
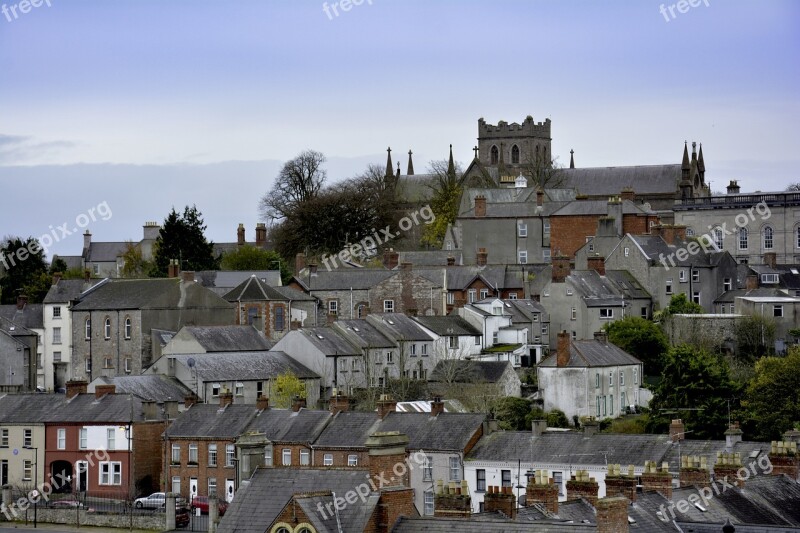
[691,141,698,163]
[396,161,401,178]
[385,147,393,179]
[407,150,414,175]
[569,149,575,169]
[681,141,690,171]
[697,143,705,173]
[447,144,455,178]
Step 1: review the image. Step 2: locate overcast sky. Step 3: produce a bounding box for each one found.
[1,0,798,259]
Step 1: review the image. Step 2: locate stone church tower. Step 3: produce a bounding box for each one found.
[478,116,552,172]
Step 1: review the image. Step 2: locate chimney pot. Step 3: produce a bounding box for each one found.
[476,248,488,266]
[557,331,570,367]
[430,396,444,417]
[237,223,245,246]
[219,390,234,408]
[94,384,116,399]
[256,395,270,411]
[292,396,307,412]
[474,195,487,217]
[65,379,88,399]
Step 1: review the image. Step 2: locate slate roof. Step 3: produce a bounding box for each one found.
[0,394,65,423]
[551,199,655,216]
[503,299,547,324]
[313,410,380,448]
[377,411,486,451]
[461,202,563,218]
[622,235,730,267]
[430,361,512,384]
[52,393,145,423]
[715,289,788,304]
[393,517,595,532]
[412,315,482,336]
[560,164,681,196]
[271,285,316,301]
[218,468,380,533]
[222,275,286,302]
[165,403,257,438]
[467,431,672,466]
[71,278,233,311]
[43,278,104,304]
[291,269,394,291]
[180,325,273,352]
[0,303,44,330]
[170,351,319,381]
[660,438,771,473]
[334,320,395,348]
[194,270,282,296]
[88,375,191,403]
[299,327,361,356]
[538,338,641,368]
[296,492,380,533]
[398,250,460,267]
[52,254,83,271]
[86,242,127,262]
[565,270,625,307]
[414,265,513,291]
[245,408,332,443]
[367,313,436,342]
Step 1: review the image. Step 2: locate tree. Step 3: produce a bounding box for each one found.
[735,314,776,360]
[49,257,68,274]
[786,183,800,192]
[605,316,670,376]
[150,206,219,277]
[660,293,704,317]
[742,347,800,440]
[647,345,740,439]
[0,236,49,304]
[120,241,153,278]
[271,372,306,409]
[259,150,327,222]
[220,246,293,283]
[491,397,533,430]
[420,158,465,248]
[519,148,565,189]
[546,409,570,428]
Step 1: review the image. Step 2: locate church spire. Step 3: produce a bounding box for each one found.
[447,144,455,178]
[385,147,393,179]
[697,143,705,173]
[681,141,690,171]
[407,150,414,175]
[569,149,575,169]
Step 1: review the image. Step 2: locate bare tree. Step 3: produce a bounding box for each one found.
[518,147,565,189]
[259,150,327,221]
[786,182,800,192]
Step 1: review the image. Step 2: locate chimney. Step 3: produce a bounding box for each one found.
[596,497,629,533]
[184,394,198,408]
[291,396,306,412]
[434,479,472,519]
[219,390,234,408]
[556,331,570,367]
[256,395,270,411]
[745,274,759,291]
[606,197,623,236]
[383,248,399,270]
[525,470,558,514]
[376,394,396,419]
[587,256,605,276]
[669,419,685,442]
[52,272,62,285]
[84,269,91,282]
[430,396,445,417]
[255,223,267,248]
[309,263,318,275]
[651,225,663,238]
[551,256,571,283]
[15,294,28,310]
[582,417,600,436]
[565,470,599,506]
[727,180,741,195]
[679,455,711,488]
[366,431,415,527]
[725,422,743,449]
[660,225,687,246]
[764,252,777,269]
[604,464,637,502]
[476,248,488,266]
[446,256,455,266]
[181,271,195,283]
[474,195,486,217]
[94,384,116,399]
[237,223,245,246]
[329,393,350,415]
[65,379,88,399]
[483,486,516,519]
[714,452,745,488]
[593,331,608,344]
[400,262,412,271]
[168,259,179,278]
[142,400,159,421]
[83,230,91,252]
[531,419,547,437]
[536,188,544,207]
[641,460,672,498]
[164,400,179,419]
[620,188,635,202]
[295,253,306,275]
[768,440,799,480]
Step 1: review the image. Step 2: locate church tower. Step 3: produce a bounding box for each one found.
[477,115,552,172]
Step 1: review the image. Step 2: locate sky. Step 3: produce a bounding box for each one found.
[0,0,798,259]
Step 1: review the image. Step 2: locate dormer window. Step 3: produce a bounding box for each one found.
[761,274,779,284]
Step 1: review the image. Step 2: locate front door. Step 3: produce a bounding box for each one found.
[76,461,88,492]
[1,460,8,486]
[189,477,198,504]
[225,479,235,502]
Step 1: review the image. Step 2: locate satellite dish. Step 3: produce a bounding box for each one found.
[187,358,196,368]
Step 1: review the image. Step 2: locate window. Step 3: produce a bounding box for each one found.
[421,344,428,356]
[208,444,217,467]
[124,318,131,339]
[620,371,625,386]
[509,292,518,300]
[53,351,61,362]
[480,289,489,299]
[105,428,115,450]
[475,335,481,345]
[763,226,774,249]
[208,478,217,497]
[282,449,291,466]
[542,324,548,335]
[348,454,358,466]
[323,454,333,466]
[275,306,285,331]
[501,469,512,488]
[633,369,638,384]
[796,227,800,249]
[23,460,33,481]
[596,396,601,417]
[566,287,573,296]
[124,358,132,373]
[595,373,600,388]
[518,222,527,237]
[99,462,122,485]
[57,428,66,449]
[383,300,394,313]
[692,291,701,304]
[774,305,784,317]
[79,428,87,449]
[24,428,32,448]
[235,382,244,396]
[641,307,648,319]
[543,220,551,234]
[490,145,499,165]
[621,391,627,410]
[300,450,310,466]
[447,292,455,305]
[511,144,520,164]
[53,306,61,319]
[492,331,499,344]
[588,242,595,252]
[610,394,614,415]
[762,274,779,284]
[572,330,577,340]
[666,279,673,295]
[212,384,221,397]
[571,307,577,320]
[553,471,564,496]
[423,455,432,481]
[386,351,394,364]
[172,476,181,495]
[53,327,62,344]
[188,444,198,464]
[609,371,613,386]
[679,270,687,282]
[85,318,91,340]
[104,317,111,339]
[424,489,434,516]
[599,308,614,319]
[449,457,461,481]
[686,227,695,237]
[172,444,181,464]
[226,445,235,467]
[448,336,457,349]
[328,300,338,315]
[247,307,259,326]
[0,429,7,447]
[543,249,551,261]
[256,381,264,397]
[723,278,732,292]
[713,228,723,250]
[692,270,700,283]
[624,247,630,257]
[739,227,748,250]
[476,469,486,492]
[518,250,528,264]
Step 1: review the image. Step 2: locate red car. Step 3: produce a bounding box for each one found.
[190,496,228,516]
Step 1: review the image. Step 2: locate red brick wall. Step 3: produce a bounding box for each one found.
[311,448,369,468]
[165,437,237,500]
[132,420,168,494]
[679,468,711,489]
[551,214,658,258]
[641,472,672,498]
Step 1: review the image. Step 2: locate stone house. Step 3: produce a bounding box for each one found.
[0,317,37,392]
[0,296,43,391]
[162,325,274,355]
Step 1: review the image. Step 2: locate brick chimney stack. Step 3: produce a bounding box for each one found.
[669,419,686,442]
[383,248,399,270]
[725,422,743,449]
[237,223,245,246]
[255,223,267,248]
[365,432,415,527]
[768,440,799,480]
[620,188,635,202]
[329,392,350,415]
[745,274,759,290]
[295,253,306,275]
[474,195,486,217]
[430,396,445,417]
[604,464,637,502]
[446,256,455,266]
[65,379,88,399]
[764,252,777,268]
[184,394,198,408]
[94,384,116,399]
[219,390,234,408]
[483,486,516,519]
[168,259,179,278]
[551,256,571,283]
[556,331,571,367]
[256,395,270,411]
[376,394,396,419]
[641,460,672,498]
[536,189,544,207]
[587,256,605,276]
[15,294,28,310]
[434,479,472,518]
[596,497,630,533]
[476,248,488,266]
[565,470,599,506]
[52,272,62,285]
[525,469,558,514]
[714,452,745,488]
[291,396,307,412]
[679,455,711,488]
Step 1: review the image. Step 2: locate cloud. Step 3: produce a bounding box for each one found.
[0,134,77,164]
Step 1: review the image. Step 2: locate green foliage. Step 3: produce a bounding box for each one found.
[420,159,465,248]
[647,344,740,439]
[492,397,533,430]
[664,293,704,315]
[0,236,49,304]
[220,246,293,284]
[150,206,219,277]
[49,257,68,274]
[604,414,649,434]
[741,347,800,440]
[605,316,669,376]
[120,241,153,278]
[545,409,570,428]
[271,372,306,409]
[735,314,776,360]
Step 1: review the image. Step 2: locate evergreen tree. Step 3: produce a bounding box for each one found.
[0,236,49,304]
[150,206,219,276]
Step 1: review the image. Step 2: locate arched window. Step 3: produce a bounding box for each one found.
[763,226,774,250]
[85,318,91,340]
[511,144,520,164]
[490,145,499,165]
[104,317,111,339]
[713,227,723,250]
[739,227,748,250]
[275,306,285,332]
[247,307,259,326]
[124,317,132,339]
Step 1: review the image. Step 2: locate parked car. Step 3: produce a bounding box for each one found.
[134,492,167,509]
[190,495,228,516]
[49,499,95,512]
[176,505,190,528]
